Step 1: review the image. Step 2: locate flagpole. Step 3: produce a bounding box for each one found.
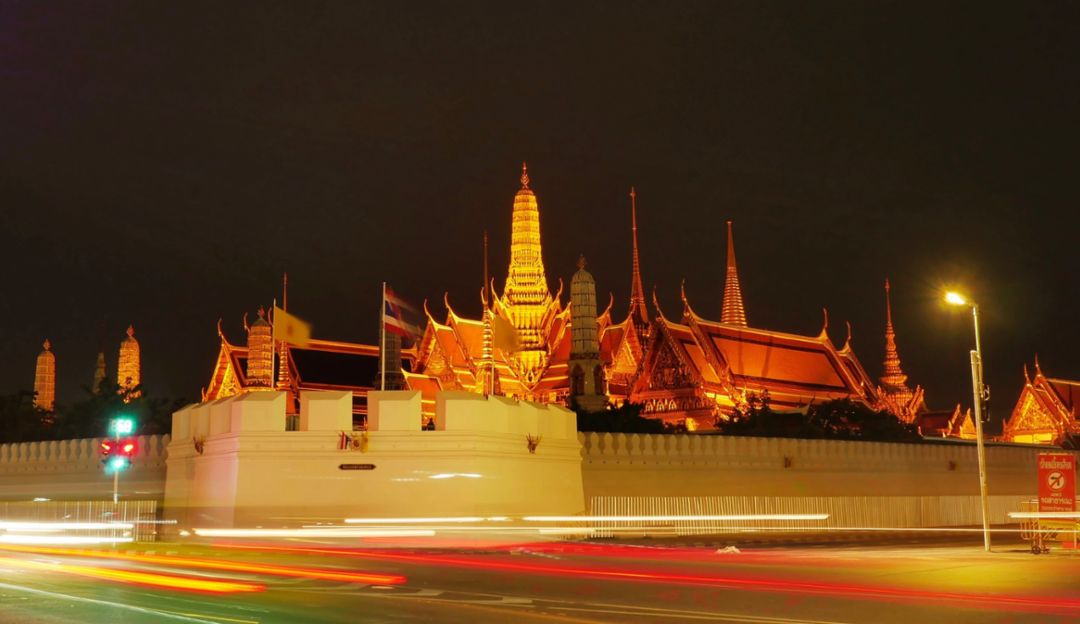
[380,282,386,391]
[271,297,277,391]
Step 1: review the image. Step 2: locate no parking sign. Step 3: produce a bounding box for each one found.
[1038,453,1076,512]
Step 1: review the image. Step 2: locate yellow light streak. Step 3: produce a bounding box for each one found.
[0,556,263,594]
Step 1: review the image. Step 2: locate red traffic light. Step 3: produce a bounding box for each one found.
[118,438,138,457]
[99,440,114,456]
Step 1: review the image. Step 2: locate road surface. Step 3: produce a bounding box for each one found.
[0,536,1076,623]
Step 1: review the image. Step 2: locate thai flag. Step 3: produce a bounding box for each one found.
[383,285,422,340]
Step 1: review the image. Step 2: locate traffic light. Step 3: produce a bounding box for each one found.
[105,455,130,474]
[101,438,137,473]
[118,438,138,457]
[99,439,115,457]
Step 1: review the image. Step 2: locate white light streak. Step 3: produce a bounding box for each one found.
[0,535,134,545]
[0,521,134,531]
[344,516,486,524]
[192,528,435,538]
[521,514,830,522]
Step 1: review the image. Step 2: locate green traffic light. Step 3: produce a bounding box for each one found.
[110,417,136,435]
[105,456,130,473]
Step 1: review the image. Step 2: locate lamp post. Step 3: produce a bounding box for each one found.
[945,291,992,552]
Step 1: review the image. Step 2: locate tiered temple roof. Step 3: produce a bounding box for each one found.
[1003,359,1080,445]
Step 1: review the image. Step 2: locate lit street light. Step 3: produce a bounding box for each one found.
[945,290,992,552]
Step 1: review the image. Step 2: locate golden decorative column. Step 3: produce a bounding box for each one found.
[246,308,274,389]
[33,339,56,411]
[117,325,141,399]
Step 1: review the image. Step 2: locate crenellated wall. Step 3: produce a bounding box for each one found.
[0,435,170,502]
[579,432,1075,527]
[164,390,585,528]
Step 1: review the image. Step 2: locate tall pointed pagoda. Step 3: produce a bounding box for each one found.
[720,221,747,326]
[117,325,141,400]
[492,163,562,389]
[628,187,648,332]
[33,339,56,412]
[876,279,925,421]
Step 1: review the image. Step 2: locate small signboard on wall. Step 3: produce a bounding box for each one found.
[1038,453,1076,512]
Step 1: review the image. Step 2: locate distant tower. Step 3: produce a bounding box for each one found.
[33,339,56,412]
[628,187,649,333]
[721,220,747,326]
[876,276,911,392]
[569,256,606,412]
[116,325,141,399]
[92,351,107,393]
[497,163,556,387]
[246,308,274,389]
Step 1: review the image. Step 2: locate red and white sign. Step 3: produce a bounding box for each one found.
[1038,452,1077,513]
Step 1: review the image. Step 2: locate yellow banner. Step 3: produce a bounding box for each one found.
[273,306,311,348]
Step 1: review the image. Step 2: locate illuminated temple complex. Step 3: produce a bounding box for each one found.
[201,164,938,431]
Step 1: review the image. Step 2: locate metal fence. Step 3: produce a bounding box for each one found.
[587,494,1035,537]
[0,500,161,542]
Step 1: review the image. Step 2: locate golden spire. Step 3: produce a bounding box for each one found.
[34,339,56,412]
[247,307,274,389]
[499,162,555,387]
[276,273,291,390]
[628,186,648,328]
[720,220,747,326]
[117,325,141,400]
[880,279,910,391]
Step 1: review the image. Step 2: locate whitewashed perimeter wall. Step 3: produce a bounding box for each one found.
[0,435,170,502]
[579,432,1074,528]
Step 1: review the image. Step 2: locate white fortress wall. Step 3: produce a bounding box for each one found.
[579,432,1075,528]
[164,390,585,528]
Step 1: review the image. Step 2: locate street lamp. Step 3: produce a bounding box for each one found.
[945,290,992,552]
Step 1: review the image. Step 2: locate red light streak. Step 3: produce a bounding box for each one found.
[216,542,1080,614]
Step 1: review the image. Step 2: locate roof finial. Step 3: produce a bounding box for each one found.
[844,321,853,350]
[577,254,586,270]
[720,220,747,326]
[520,161,529,188]
[1034,353,1042,376]
[1023,362,1031,384]
[628,186,648,326]
[42,338,51,351]
[126,324,135,338]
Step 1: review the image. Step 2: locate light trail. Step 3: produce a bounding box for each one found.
[193,528,435,538]
[0,521,134,531]
[214,542,1080,614]
[0,543,407,586]
[522,514,830,522]
[0,579,235,623]
[0,535,134,545]
[0,556,264,594]
[1008,511,1080,519]
[344,516,490,524]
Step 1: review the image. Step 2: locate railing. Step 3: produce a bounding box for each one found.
[0,500,161,541]
[588,494,1033,536]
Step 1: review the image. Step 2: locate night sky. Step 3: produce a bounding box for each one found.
[3,2,1078,426]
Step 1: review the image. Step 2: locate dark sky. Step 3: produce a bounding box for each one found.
[3,1,1077,425]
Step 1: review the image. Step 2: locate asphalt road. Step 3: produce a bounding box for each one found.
[0,536,1077,624]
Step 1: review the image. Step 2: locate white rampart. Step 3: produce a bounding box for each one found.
[579,432,1074,528]
[164,390,584,528]
[0,435,169,502]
